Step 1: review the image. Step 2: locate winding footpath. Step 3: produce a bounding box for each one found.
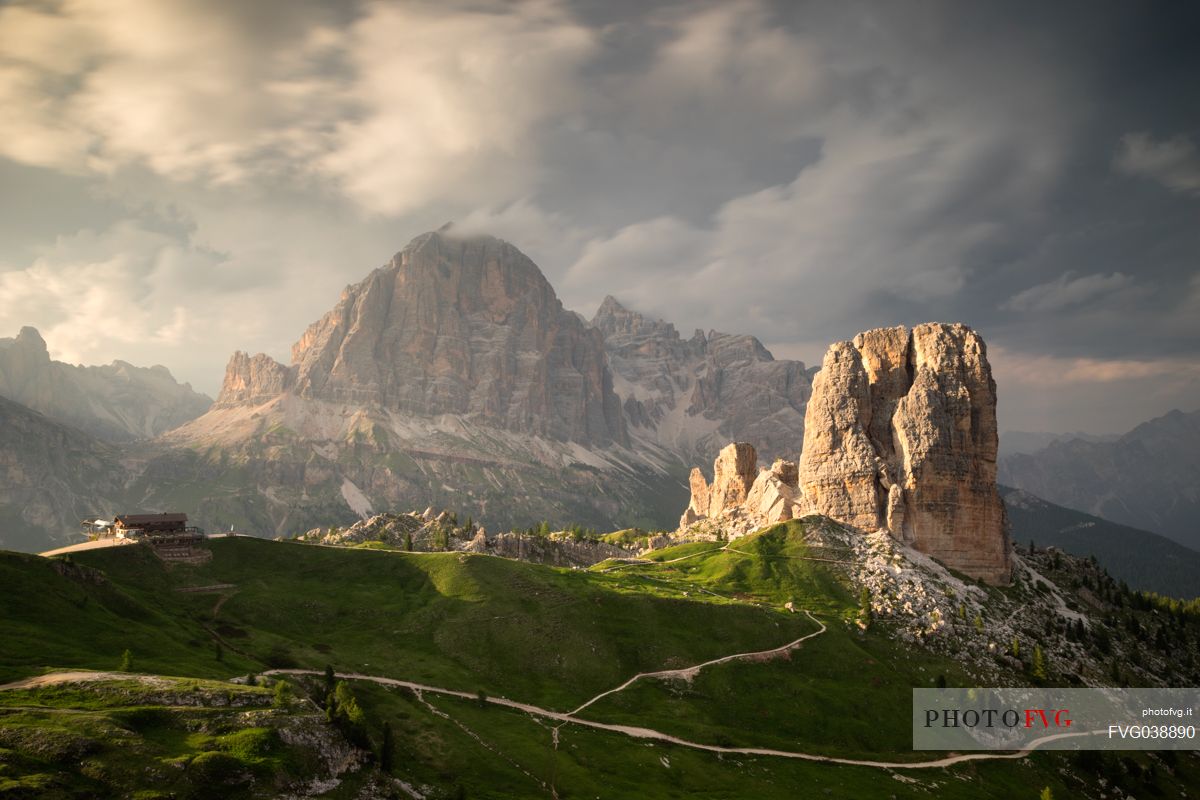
[3,542,1097,772]
[566,609,827,716]
[258,606,1099,771]
[259,665,1097,770]
[2,650,1099,771]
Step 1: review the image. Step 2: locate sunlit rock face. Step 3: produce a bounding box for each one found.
[678,442,802,530]
[798,323,1011,585]
[218,231,627,447]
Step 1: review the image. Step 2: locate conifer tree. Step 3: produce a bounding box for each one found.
[858,586,872,626]
[1032,645,1048,681]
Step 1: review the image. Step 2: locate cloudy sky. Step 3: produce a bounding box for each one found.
[1,0,1197,434]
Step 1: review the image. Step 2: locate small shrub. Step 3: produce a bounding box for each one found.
[273,680,293,709]
[217,728,275,760]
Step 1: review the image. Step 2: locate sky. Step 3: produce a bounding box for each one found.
[0,0,1197,435]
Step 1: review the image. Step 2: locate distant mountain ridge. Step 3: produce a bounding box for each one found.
[591,295,814,464]
[1000,487,1200,599]
[0,326,211,441]
[998,429,1119,458]
[0,394,129,551]
[999,408,1200,549]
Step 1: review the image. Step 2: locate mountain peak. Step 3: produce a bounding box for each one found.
[590,296,682,343]
[0,326,210,441]
[1,326,50,360]
[16,325,46,348]
[276,233,628,446]
[593,295,629,317]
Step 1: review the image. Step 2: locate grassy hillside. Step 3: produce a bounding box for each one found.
[1,521,1195,798]
[0,676,359,799]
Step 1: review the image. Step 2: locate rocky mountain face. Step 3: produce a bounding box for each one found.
[0,326,211,441]
[274,231,626,446]
[591,296,813,463]
[161,231,676,541]
[0,395,130,551]
[796,324,1009,584]
[999,408,1200,550]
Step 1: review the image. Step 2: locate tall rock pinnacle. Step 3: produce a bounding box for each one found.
[798,323,1010,584]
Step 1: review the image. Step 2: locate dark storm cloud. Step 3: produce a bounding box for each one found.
[0,0,1195,432]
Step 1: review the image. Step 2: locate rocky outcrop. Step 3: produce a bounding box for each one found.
[287,231,626,446]
[591,297,813,463]
[462,531,632,568]
[679,442,803,531]
[680,468,711,525]
[215,351,292,407]
[300,509,633,567]
[706,442,758,515]
[154,237,824,544]
[0,326,211,441]
[797,323,1010,584]
[745,459,802,525]
[300,510,466,550]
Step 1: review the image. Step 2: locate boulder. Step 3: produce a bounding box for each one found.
[745,459,802,524]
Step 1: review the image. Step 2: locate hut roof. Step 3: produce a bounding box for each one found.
[114,513,188,526]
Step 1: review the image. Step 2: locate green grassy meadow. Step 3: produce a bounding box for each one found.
[0,520,1193,798]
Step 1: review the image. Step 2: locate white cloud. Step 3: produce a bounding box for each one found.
[452,199,594,278]
[1115,132,1200,195]
[0,0,351,182]
[0,206,395,393]
[0,0,595,211]
[990,345,1200,433]
[560,91,1058,339]
[990,346,1200,387]
[320,1,598,215]
[624,2,819,141]
[0,222,219,366]
[1001,271,1134,313]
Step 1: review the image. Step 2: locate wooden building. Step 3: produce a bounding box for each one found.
[113,513,188,537]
